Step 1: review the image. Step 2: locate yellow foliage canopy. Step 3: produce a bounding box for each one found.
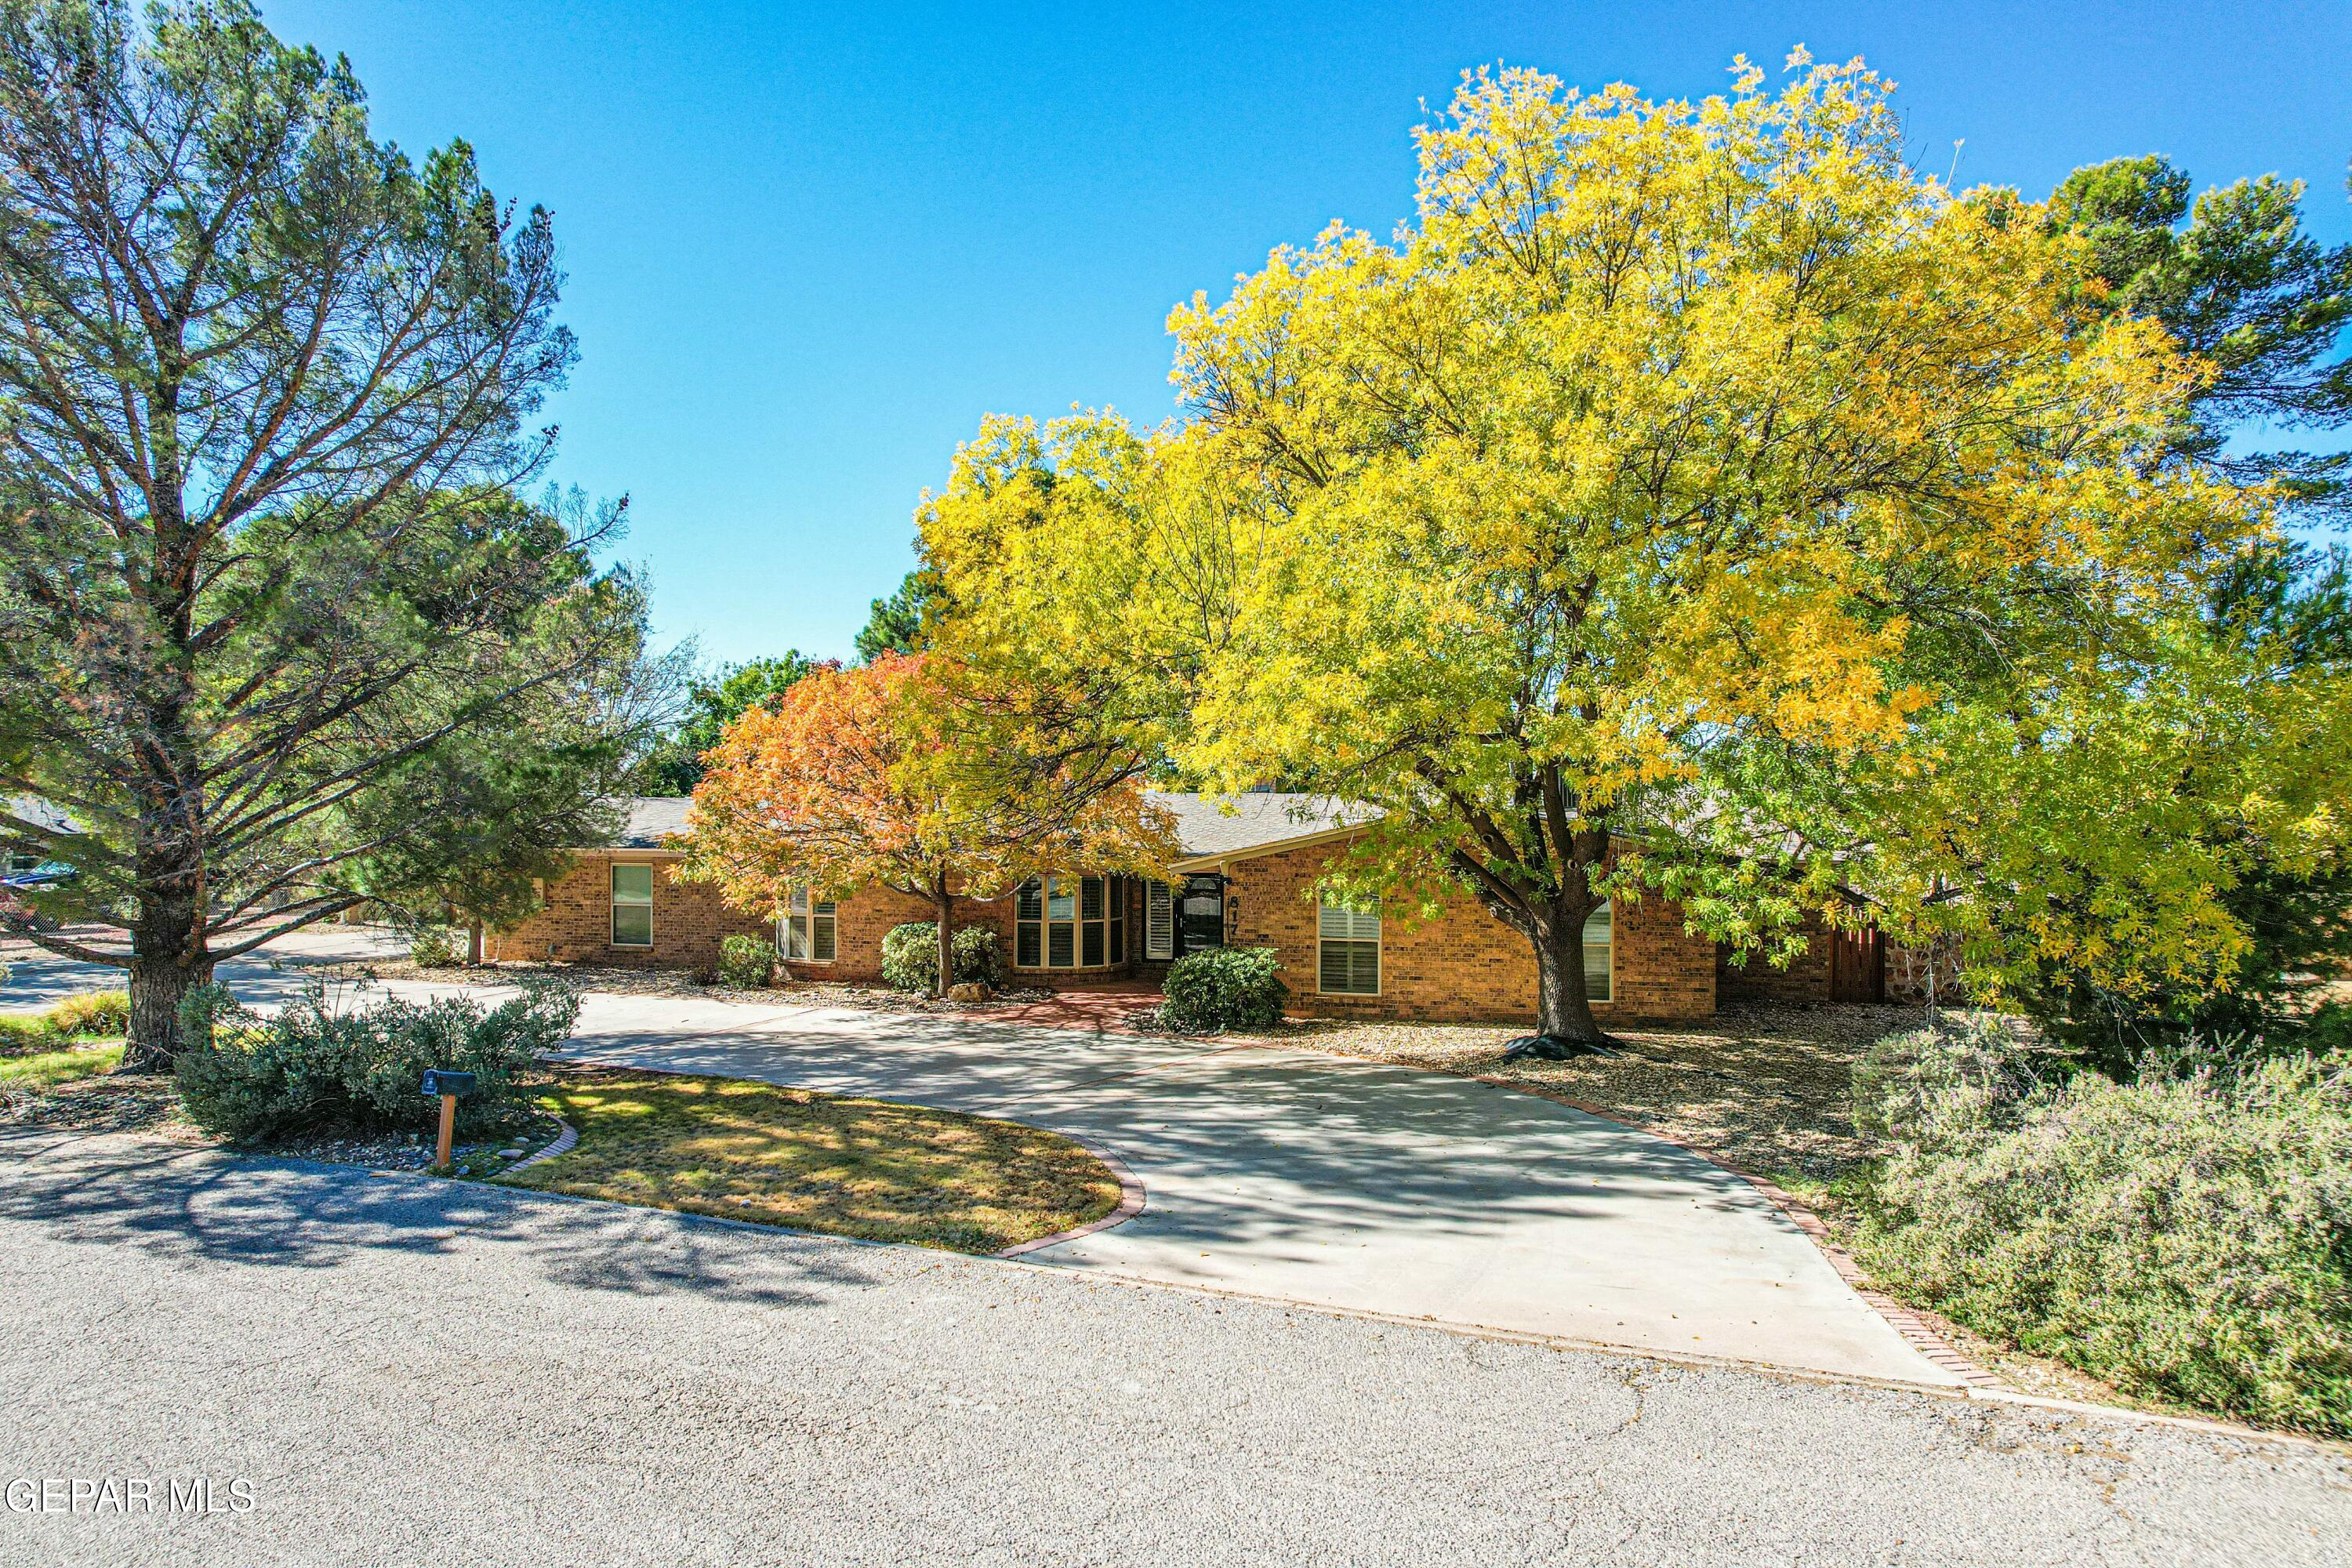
[921,55,2326,1012]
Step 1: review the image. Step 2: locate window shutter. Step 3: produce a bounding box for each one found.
[1145,883,1174,960]
[1316,898,1380,995]
[1581,901,1611,1004]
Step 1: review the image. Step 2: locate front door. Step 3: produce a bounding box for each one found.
[1178,873,1225,956]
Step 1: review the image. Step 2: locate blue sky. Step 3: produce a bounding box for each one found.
[257,2,2352,668]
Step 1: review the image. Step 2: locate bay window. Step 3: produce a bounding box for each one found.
[1014,875,1127,969]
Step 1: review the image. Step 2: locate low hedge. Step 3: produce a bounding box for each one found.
[1849,1021,2352,1436]
[175,978,579,1143]
[880,923,1003,993]
[1160,947,1287,1033]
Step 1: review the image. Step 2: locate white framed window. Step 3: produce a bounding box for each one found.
[1583,902,1612,1004]
[1144,881,1175,960]
[781,887,837,962]
[610,862,655,948]
[1015,875,1125,969]
[1317,898,1381,996]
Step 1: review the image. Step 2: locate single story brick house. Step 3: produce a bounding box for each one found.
[487,794,1889,1024]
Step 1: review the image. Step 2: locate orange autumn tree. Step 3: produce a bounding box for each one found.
[678,653,1179,996]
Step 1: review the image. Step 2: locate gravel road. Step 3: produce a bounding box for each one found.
[1,1131,2343,1567]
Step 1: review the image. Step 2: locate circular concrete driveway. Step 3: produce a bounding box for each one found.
[2,937,1950,1388]
[529,989,1951,1388]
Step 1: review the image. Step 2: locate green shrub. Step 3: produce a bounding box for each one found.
[45,990,129,1038]
[950,926,1003,990]
[1849,1014,2048,1142]
[880,923,1002,993]
[408,927,464,968]
[2303,1001,2352,1058]
[1853,1044,2352,1436]
[717,934,777,989]
[175,979,579,1144]
[1160,947,1287,1033]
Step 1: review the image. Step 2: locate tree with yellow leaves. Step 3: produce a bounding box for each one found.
[927,55,2301,1049]
[677,654,1178,997]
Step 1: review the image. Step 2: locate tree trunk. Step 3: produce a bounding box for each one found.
[1532,917,1606,1046]
[468,916,485,967]
[122,901,212,1074]
[932,885,957,998]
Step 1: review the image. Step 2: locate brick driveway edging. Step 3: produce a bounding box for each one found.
[502,1118,578,1176]
[996,1135,1146,1259]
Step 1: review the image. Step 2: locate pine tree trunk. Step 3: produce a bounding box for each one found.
[932,885,957,998]
[122,899,211,1074]
[468,917,485,967]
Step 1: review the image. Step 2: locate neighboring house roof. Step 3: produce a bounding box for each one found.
[601,791,1374,862]
[1146,791,1375,864]
[4,796,77,837]
[616,797,694,848]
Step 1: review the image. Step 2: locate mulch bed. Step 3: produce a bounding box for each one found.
[2,1064,564,1177]
[2,1069,195,1138]
[253,1108,569,1174]
[1268,1002,1930,1181]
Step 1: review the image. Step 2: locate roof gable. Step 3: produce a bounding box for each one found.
[1146,791,1374,861]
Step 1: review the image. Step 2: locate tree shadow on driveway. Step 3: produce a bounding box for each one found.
[0,1128,918,1312]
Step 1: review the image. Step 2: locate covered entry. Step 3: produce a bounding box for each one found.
[1144,873,1227,961]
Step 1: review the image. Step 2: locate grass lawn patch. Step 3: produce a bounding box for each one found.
[502,1065,1123,1254]
[0,1040,123,1091]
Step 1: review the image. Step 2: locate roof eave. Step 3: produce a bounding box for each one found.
[1170,818,1370,873]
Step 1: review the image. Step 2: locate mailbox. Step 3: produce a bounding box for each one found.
[419,1069,477,1099]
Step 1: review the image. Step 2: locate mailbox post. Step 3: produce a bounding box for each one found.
[419,1070,477,1171]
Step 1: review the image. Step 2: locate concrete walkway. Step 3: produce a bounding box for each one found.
[2,936,1951,1388]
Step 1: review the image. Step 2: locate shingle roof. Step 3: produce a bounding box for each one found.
[1147,791,1374,860]
[604,791,1374,860]
[615,797,693,848]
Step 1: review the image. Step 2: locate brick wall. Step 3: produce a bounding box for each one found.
[488,853,770,971]
[1715,924,1835,1005]
[493,843,1721,1023]
[1218,838,1715,1024]
[491,857,1147,985]
[783,882,1029,985]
